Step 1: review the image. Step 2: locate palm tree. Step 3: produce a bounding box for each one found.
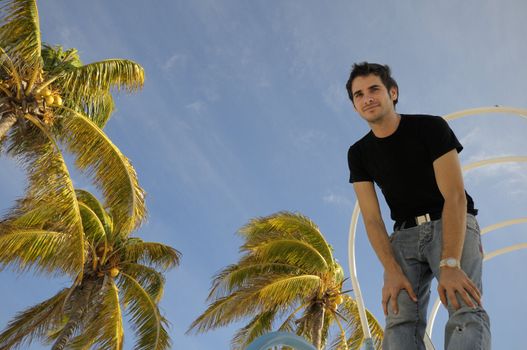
[0,189,181,350]
[0,0,146,281]
[188,212,383,350]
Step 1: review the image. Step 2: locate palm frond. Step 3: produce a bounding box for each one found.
[121,263,165,303]
[0,0,42,69]
[78,202,106,245]
[118,272,170,350]
[239,212,334,264]
[251,274,321,309]
[54,108,146,235]
[187,292,251,334]
[4,114,85,278]
[56,59,143,117]
[123,239,180,270]
[78,90,115,128]
[75,189,112,234]
[231,309,277,350]
[208,261,303,300]
[0,229,77,275]
[0,288,68,350]
[336,296,383,350]
[7,204,57,228]
[251,239,329,272]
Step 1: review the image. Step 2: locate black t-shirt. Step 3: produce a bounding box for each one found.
[348,114,476,222]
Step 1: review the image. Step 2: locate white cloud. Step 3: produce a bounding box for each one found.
[292,129,326,151]
[185,101,206,114]
[323,192,353,207]
[162,53,187,72]
[323,82,348,114]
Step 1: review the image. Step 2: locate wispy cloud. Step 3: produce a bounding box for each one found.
[162,53,188,72]
[185,101,206,114]
[323,82,348,114]
[323,192,353,207]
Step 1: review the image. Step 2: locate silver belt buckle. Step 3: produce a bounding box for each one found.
[415,213,431,226]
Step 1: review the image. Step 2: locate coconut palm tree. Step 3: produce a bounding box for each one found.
[0,0,146,281]
[0,189,180,350]
[188,212,383,350]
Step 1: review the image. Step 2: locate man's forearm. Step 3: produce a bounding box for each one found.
[364,219,401,273]
[440,195,467,260]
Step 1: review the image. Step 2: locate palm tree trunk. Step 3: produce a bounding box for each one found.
[311,303,325,350]
[0,113,17,140]
[51,279,97,350]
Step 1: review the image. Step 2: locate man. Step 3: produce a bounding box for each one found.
[346,62,491,350]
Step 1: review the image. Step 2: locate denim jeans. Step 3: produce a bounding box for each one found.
[382,214,491,350]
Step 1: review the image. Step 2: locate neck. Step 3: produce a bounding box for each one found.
[369,111,400,138]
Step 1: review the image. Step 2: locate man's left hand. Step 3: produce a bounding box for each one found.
[438,267,482,310]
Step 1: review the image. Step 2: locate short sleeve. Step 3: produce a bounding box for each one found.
[348,144,373,183]
[424,116,463,161]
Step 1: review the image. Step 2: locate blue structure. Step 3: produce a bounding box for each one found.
[246,332,317,350]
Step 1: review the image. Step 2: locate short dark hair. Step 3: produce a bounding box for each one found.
[345,62,399,106]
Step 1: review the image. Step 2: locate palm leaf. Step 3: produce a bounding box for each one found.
[189,275,320,334]
[255,275,320,309]
[231,309,277,350]
[0,288,68,350]
[251,239,329,271]
[0,229,78,275]
[4,114,85,279]
[123,240,180,270]
[335,296,383,350]
[118,272,170,350]
[78,202,106,246]
[122,263,165,303]
[54,108,146,235]
[208,261,304,300]
[75,189,113,234]
[239,212,334,264]
[0,0,42,69]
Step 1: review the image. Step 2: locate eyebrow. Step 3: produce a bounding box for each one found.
[353,84,381,97]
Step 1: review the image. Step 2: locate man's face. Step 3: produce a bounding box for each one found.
[350,74,398,124]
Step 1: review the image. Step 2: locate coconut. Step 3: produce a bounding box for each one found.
[110,267,120,277]
[54,95,63,106]
[45,95,54,105]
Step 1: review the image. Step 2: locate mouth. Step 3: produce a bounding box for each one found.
[363,104,379,112]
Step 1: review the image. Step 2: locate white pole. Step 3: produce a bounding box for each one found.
[347,201,374,347]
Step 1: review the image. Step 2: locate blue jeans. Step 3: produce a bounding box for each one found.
[383,214,491,350]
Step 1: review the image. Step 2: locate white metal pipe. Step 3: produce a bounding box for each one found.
[462,156,527,173]
[347,201,372,342]
[443,106,527,121]
[481,217,527,235]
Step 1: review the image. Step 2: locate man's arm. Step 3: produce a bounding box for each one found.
[433,149,482,309]
[353,181,417,315]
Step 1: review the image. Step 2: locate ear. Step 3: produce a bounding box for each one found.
[389,86,398,102]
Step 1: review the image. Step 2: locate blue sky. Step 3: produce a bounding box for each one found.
[1,1,527,349]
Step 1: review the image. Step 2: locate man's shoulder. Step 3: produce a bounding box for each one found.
[402,113,443,122]
[349,131,373,153]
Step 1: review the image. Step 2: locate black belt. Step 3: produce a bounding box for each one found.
[393,209,478,231]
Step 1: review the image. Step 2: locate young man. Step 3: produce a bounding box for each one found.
[346,62,491,350]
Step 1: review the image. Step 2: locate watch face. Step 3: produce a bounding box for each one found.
[447,258,457,267]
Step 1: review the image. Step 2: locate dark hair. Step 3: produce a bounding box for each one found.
[345,62,399,106]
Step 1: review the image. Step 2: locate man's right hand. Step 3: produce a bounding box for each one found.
[382,269,418,315]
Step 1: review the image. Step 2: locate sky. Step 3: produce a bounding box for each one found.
[1,0,527,349]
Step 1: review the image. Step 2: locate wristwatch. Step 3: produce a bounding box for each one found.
[439,257,461,269]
